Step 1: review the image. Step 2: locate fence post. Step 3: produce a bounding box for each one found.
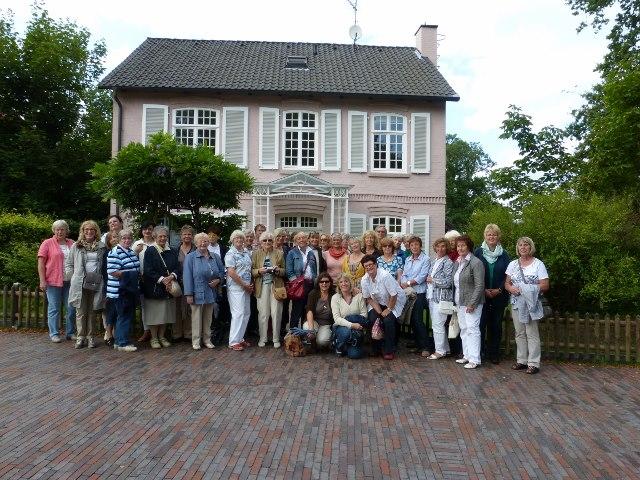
[10,283,20,328]
[25,287,32,329]
[584,313,591,361]
[625,315,631,363]
[563,312,571,360]
[574,311,580,360]
[604,314,611,362]
[34,288,41,328]
[593,313,600,360]
[1,286,8,327]
[614,314,621,363]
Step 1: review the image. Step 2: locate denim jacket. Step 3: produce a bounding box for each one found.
[286,247,318,282]
[183,250,224,305]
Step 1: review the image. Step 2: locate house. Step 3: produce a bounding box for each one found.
[98,25,458,246]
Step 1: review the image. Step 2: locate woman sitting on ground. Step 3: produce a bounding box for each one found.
[331,274,368,358]
[304,272,335,349]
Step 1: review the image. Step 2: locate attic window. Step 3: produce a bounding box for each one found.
[285,55,308,69]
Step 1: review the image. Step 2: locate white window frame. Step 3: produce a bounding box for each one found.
[321,109,341,171]
[282,110,318,170]
[142,104,168,145]
[410,112,431,173]
[259,107,280,169]
[221,106,249,169]
[277,215,321,231]
[172,107,220,152]
[371,113,407,173]
[348,111,367,172]
[370,216,405,235]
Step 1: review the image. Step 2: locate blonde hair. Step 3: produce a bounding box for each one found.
[362,230,380,251]
[193,232,209,245]
[335,274,354,297]
[229,229,245,243]
[484,223,501,237]
[516,236,536,256]
[78,220,101,242]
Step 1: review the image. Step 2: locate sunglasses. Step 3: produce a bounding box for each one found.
[319,280,330,284]
[262,239,274,242]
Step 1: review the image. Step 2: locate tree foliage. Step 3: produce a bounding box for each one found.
[0,4,110,220]
[445,134,494,231]
[91,133,254,231]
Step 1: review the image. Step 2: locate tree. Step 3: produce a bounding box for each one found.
[91,133,254,231]
[0,4,110,220]
[445,134,495,231]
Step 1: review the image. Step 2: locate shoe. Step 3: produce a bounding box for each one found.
[65,334,77,341]
[464,362,479,369]
[105,337,115,347]
[273,342,281,349]
[87,337,96,349]
[115,344,137,352]
[138,330,151,342]
[50,335,62,343]
[383,353,395,360]
[491,358,500,365]
[512,363,527,371]
[74,337,85,349]
[525,366,540,375]
[455,358,468,364]
[192,344,201,350]
[150,339,161,349]
[158,337,171,348]
[229,343,244,351]
[241,340,251,347]
[420,350,432,358]
[427,352,445,360]
[258,341,266,347]
[204,342,215,349]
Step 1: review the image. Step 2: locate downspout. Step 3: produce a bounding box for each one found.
[111,90,124,216]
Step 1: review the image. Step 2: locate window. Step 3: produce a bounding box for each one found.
[173,108,219,151]
[372,216,404,234]
[279,215,320,230]
[300,217,318,229]
[283,111,317,168]
[372,114,406,171]
[279,216,298,228]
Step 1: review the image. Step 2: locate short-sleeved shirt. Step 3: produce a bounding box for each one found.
[505,258,549,305]
[376,255,404,279]
[361,268,406,318]
[225,246,252,286]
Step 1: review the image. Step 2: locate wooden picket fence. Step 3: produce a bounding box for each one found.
[2,284,639,363]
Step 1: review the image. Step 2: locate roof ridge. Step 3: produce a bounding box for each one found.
[143,37,417,50]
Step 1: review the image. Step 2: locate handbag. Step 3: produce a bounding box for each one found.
[371,317,384,340]
[448,311,460,338]
[438,300,455,315]
[83,271,102,291]
[285,254,309,300]
[156,246,182,298]
[517,260,551,319]
[272,284,287,301]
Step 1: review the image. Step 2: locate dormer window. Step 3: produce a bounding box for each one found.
[285,55,308,69]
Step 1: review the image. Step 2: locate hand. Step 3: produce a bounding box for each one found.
[186,295,194,305]
[351,323,363,330]
[39,283,47,292]
[352,287,361,295]
[484,288,495,299]
[134,244,143,254]
[258,267,268,274]
[466,305,476,313]
[244,283,254,294]
[511,286,521,295]
[426,276,433,284]
[162,276,173,287]
[111,270,123,279]
[209,279,220,289]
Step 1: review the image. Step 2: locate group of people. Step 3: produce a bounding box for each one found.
[38,217,549,373]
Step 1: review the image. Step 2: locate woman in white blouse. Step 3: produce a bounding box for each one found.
[426,237,454,359]
[331,274,368,358]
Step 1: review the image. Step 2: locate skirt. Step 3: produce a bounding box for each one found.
[144,297,177,326]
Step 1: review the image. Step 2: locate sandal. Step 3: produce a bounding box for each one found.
[229,344,244,351]
[511,363,527,370]
[420,350,432,358]
[241,340,251,347]
[525,366,540,375]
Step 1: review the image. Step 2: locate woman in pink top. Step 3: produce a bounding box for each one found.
[37,220,76,343]
[322,233,348,283]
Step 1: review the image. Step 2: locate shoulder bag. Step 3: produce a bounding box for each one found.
[517,260,552,319]
[285,253,309,301]
[156,247,182,298]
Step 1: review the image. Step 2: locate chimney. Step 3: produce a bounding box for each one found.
[415,24,438,66]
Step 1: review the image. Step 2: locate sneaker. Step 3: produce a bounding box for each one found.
[115,344,137,352]
[103,332,110,341]
[427,352,444,360]
[455,358,469,364]
[192,344,201,350]
[105,337,115,347]
[464,362,478,369]
[87,337,96,349]
[50,335,62,343]
[383,353,395,360]
[258,341,266,347]
[204,342,215,349]
[75,337,85,349]
[273,342,281,349]
[150,339,161,349]
[158,337,171,348]
[65,334,77,341]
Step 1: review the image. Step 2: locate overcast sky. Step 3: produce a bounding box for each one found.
[1,0,610,168]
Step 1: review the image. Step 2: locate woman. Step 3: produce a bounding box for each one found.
[445,230,461,262]
[376,237,404,282]
[106,229,140,352]
[141,226,179,349]
[331,274,368,358]
[101,215,123,244]
[452,235,485,369]
[362,230,382,259]
[133,220,156,343]
[323,233,348,283]
[319,233,330,252]
[37,220,76,343]
[474,224,510,364]
[225,230,254,351]
[102,231,120,346]
[251,231,286,348]
[304,272,335,349]
[206,224,228,346]
[505,237,549,375]
[426,238,454,359]
[400,236,432,357]
[183,233,224,350]
[285,231,318,328]
[65,220,107,349]
[342,237,365,290]
[244,230,255,254]
[360,255,406,360]
[174,225,196,343]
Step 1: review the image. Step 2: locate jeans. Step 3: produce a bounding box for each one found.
[289,280,313,329]
[367,307,398,354]
[115,292,136,346]
[46,282,76,338]
[410,293,429,351]
[480,299,506,361]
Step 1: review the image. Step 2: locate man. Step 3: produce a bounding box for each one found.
[375,225,387,239]
[360,254,406,360]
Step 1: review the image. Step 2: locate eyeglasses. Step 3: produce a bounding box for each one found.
[319,280,330,284]
[262,239,274,243]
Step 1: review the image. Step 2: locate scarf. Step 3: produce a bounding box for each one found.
[77,239,100,252]
[481,241,503,265]
[328,246,346,259]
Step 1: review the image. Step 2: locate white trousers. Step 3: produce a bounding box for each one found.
[316,325,332,348]
[512,309,541,367]
[429,301,450,355]
[190,303,213,347]
[256,284,283,343]
[457,304,483,365]
[228,286,250,346]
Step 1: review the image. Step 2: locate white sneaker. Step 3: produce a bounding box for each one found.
[87,337,96,348]
[273,342,281,349]
[74,337,85,349]
[204,342,215,349]
[116,344,137,352]
[192,344,201,350]
[455,358,468,364]
[464,362,478,369]
[50,335,62,343]
[258,341,266,347]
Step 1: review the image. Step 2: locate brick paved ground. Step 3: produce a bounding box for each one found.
[1,332,639,480]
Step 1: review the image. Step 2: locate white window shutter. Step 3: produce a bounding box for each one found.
[142,104,168,145]
[411,113,430,173]
[348,111,367,172]
[348,213,367,236]
[409,215,430,251]
[222,107,248,168]
[259,107,279,169]
[321,109,341,171]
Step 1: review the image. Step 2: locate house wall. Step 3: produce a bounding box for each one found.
[112,90,447,241]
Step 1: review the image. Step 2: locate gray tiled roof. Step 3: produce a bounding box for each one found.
[99,38,459,101]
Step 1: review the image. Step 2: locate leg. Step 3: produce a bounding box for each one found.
[512,309,529,366]
[150,325,159,339]
[227,287,245,346]
[202,304,214,345]
[488,303,505,362]
[240,291,251,341]
[190,303,203,347]
[271,297,283,345]
[410,293,428,352]
[280,298,290,336]
[316,325,332,348]
[256,286,271,345]
[382,312,398,355]
[525,320,541,368]
[465,305,483,365]
[333,325,352,354]
[62,282,76,338]
[457,306,468,360]
[115,294,134,347]
[45,285,62,338]
[429,301,449,355]
[181,297,192,340]
[479,301,490,360]
[173,297,184,340]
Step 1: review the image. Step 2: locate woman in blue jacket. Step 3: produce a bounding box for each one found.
[474,224,510,364]
[285,232,318,329]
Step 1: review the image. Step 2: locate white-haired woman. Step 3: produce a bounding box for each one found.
[505,237,549,375]
[38,219,76,343]
[285,231,318,328]
[65,220,107,349]
[141,226,179,349]
[252,231,285,348]
[183,232,224,350]
[225,230,254,351]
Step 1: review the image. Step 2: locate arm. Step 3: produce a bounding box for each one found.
[106,250,123,279]
[396,267,403,283]
[251,251,262,279]
[432,259,454,288]
[64,244,75,280]
[183,254,195,297]
[539,278,550,293]
[331,294,352,328]
[467,259,485,312]
[285,250,295,280]
[37,257,47,291]
[367,296,383,317]
[227,267,253,293]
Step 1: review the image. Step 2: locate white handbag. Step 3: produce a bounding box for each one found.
[448,311,460,339]
[438,300,455,315]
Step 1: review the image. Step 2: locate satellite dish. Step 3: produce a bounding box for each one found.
[349,24,362,42]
